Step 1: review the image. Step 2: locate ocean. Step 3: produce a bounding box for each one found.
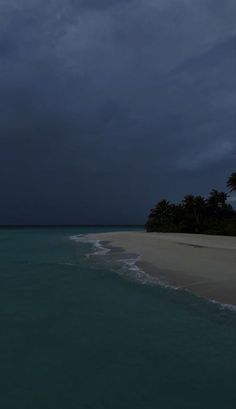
[1,227,236,409]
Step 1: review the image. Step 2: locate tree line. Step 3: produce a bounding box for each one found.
[146,172,236,236]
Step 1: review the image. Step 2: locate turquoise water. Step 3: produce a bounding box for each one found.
[1,227,236,409]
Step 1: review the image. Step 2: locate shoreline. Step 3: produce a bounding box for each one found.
[85,231,236,306]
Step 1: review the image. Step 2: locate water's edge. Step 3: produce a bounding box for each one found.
[69,234,236,313]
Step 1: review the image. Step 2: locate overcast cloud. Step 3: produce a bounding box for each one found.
[0,0,235,224]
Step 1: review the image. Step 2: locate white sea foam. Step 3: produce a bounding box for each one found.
[69,234,236,313]
[209,299,236,313]
[117,255,175,288]
[69,234,111,257]
[122,260,236,312]
[70,234,178,287]
[118,256,145,280]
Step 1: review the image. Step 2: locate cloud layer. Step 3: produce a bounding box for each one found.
[0,0,235,223]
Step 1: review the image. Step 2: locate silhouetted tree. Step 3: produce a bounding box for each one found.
[146,200,177,232]
[145,173,236,235]
[207,189,228,209]
[227,172,236,192]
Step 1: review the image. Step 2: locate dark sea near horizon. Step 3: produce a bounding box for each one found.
[1,227,236,409]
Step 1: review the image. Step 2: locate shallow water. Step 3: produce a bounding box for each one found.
[1,227,236,409]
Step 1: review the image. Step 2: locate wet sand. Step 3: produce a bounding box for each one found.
[88,231,236,305]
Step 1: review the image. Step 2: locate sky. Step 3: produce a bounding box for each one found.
[0,0,235,224]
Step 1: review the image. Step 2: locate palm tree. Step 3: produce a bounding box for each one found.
[148,200,171,218]
[227,172,236,192]
[146,200,171,231]
[146,199,179,232]
[182,195,206,232]
[207,189,228,208]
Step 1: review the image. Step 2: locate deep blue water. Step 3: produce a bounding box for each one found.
[1,227,236,409]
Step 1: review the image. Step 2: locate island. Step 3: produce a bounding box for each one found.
[87,173,236,306]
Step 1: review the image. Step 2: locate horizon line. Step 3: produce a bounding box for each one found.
[0,224,144,228]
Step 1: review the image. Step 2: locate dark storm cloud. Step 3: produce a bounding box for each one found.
[0,0,235,223]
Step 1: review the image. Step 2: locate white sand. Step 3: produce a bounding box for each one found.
[88,232,236,305]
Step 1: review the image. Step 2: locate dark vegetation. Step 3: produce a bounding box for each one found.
[146,172,236,236]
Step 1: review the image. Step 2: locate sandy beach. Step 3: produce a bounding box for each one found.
[88,231,236,305]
